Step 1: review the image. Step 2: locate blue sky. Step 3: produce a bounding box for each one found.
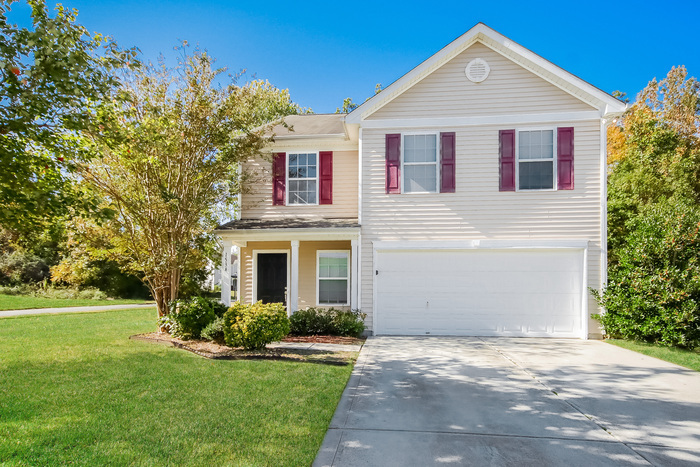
[7,0,700,113]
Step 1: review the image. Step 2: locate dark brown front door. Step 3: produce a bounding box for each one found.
[257,253,287,304]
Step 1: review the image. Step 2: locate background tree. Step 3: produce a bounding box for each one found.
[0,0,137,236]
[80,46,302,319]
[335,83,382,114]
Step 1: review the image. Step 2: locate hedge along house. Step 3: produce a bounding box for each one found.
[215,23,627,338]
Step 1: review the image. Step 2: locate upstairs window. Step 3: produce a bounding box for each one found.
[403,134,438,193]
[287,152,317,205]
[517,129,554,190]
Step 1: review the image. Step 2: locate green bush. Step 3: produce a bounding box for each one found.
[593,202,700,349]
[223,301,290,350]
[333,310,367,337]
[166,296,222,340]
[201,316,225,344]
[289,307,366,337]
[0,252,50,285]
[289,307,334,335]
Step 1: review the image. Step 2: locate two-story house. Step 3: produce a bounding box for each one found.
[215,23,626,339]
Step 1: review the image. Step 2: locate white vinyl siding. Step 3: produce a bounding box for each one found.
[369,42,595,120]
[240,150,358,219]
[360,120,604,337]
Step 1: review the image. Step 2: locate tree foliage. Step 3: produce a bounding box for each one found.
[607,66,700,261]
[335,83,382,113]
[79,46,302,318]
[593,201,700,348]
[596,66,700,347]
[0,0,137,234]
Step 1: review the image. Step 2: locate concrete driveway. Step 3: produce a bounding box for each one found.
[315,337,700,466]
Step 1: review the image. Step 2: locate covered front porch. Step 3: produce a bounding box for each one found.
[216,218,360,313]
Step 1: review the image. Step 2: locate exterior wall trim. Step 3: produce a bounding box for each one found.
[360,111,601,129]
[372,239,590,251]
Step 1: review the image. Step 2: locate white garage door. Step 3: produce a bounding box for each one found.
[375,248,584,337]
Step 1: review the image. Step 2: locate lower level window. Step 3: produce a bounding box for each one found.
[318,251,349,305]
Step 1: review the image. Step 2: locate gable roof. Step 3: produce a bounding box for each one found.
[345,23,627,124]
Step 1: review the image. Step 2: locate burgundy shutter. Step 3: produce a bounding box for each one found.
[385,134,401,194]
[319,151,333,204]
[272,152,286,205]
[499,130,515,191]
[440,132,456,193]
[557,127,574,190]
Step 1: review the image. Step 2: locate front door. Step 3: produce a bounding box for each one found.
[257,253,287,304]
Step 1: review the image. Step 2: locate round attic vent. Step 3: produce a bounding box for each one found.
[465,58,490,83]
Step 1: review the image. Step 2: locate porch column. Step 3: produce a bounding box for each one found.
[351,239,359,310]
[221,240,232,306]
[290,240,299,313]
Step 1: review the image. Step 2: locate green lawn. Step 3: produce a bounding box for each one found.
[0,308,353,466]
[607,339,700,372]
[0,294,151,310]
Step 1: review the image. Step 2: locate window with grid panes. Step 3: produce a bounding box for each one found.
[287,153,317,204]
[317,251,349,305]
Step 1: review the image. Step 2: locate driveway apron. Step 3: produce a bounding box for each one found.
[314,336,700,466]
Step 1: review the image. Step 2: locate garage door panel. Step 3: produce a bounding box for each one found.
[375,248,584,337]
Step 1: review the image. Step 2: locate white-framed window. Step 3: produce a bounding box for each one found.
[317,250,350,306]
[287,152,318,205]
[402,133,438,193]
[516,129,556,190]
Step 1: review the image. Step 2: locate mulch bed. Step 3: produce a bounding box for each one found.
[130,332,361,366]
[282,335,366,345]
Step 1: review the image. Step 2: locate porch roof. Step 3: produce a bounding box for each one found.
[216,217,359,231]
[215,217,360,245]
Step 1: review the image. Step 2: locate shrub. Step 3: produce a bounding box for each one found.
[333,309,367,338]
[593,202,700,349]
[0,252,50,285]
[166,296,222,340]
[289,307,366,337]
[201,316,225,344]
[289,307,334,335]
[223,301,290,350]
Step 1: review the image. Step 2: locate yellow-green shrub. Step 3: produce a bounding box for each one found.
[223,301,290,350]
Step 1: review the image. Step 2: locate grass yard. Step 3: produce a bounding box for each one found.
[0,294,151,311]
[0,308,353,466]
[607,339,700,372]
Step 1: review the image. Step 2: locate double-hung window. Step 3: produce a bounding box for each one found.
[403,134,438,193]
[517,129,555,190]
[317,251,349,306]
[287,152,317,204]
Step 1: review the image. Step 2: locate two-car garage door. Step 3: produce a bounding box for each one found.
[374,247,585,338]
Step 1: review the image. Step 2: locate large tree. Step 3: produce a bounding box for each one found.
[0,0,137,236]
[606,66,700,261]
[80,47,303,319]
[595,66,700,347]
